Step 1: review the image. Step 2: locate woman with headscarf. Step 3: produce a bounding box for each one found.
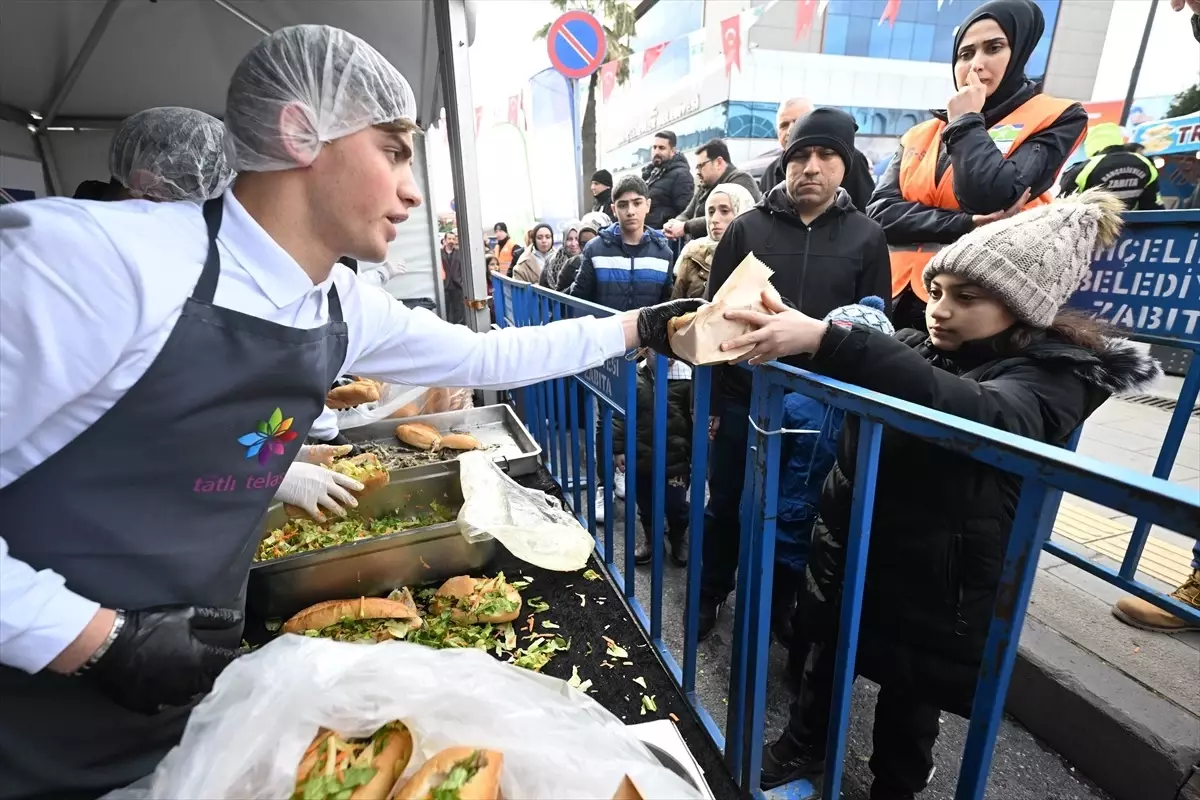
[545,212,609,292]
[867,0,1087,331]
[672,182,755,300]
[540,220,582,290]
[511,222,555,283]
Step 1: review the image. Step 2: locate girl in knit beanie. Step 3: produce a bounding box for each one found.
[718,190,1160,796]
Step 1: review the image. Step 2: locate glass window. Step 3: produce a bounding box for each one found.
[869,21,891,58]
[872,113,888,135]
[726,101,778,139]
[911,22,936,63]
[915,0,939,25]
[846,17,872,56]
[823,13,850,55]
[890,21,915,60]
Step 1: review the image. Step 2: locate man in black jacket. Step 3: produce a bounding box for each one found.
[757,97,877,211]
[664,138,762,240]
[590,169,613,214]
[642,130,695,229]
[697,107,893,640]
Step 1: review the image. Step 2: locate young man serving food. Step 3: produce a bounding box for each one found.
[0,24,696,799]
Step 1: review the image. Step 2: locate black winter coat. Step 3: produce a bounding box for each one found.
[675,165,763,239]
[802,325,1159,715]
[866,82,1088,245]
[593,187,613,215]
[642,153,695,229]
[706,187,892,414]
[612,366,693,480]
[758,148,877,214]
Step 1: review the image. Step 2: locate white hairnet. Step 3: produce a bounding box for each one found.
[224,25,418,172]
[109,107,233,202]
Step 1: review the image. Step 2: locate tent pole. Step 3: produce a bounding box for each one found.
[1119,0,1159,127]
[210,0,272,36]
[37,0,124,132]
[434,0,497,405]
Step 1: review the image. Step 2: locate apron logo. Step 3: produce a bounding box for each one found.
[237,407,298,464]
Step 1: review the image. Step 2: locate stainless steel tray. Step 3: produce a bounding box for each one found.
[342,404,541,477]
[248,465,495,620]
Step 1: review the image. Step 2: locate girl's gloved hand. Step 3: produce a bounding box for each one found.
[275,461,362,522]
[296,443,353,467]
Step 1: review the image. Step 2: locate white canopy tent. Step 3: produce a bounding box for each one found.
[0,0,492,333]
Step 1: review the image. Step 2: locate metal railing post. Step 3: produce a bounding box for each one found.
[956,480,1061,799]
[822,418,883,800]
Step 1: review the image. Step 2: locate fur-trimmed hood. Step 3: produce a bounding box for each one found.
[1043,336,1161,395]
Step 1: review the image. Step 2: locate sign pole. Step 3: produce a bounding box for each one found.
[570,77,586,217]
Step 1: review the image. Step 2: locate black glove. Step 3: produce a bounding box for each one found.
[636,298,706,359]
[86,605,242,714]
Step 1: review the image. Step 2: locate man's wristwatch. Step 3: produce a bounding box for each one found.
[74,610,125,675]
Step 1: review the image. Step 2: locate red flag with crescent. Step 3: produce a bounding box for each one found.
[643,42,668,76]
[474,106,483,135]
[795,0,818,39]
[507,95,519,126]
[600,61,618,102]
[721,15,741,77]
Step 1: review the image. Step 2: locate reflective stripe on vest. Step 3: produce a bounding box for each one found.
[891,93,1084,302]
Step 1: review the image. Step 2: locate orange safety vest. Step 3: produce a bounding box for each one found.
[493,238,517,270]
[891,94,1083,302]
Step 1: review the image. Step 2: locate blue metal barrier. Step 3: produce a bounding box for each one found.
[490,208,1200,800]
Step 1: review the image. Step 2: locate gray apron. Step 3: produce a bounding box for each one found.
[0,197,349,800]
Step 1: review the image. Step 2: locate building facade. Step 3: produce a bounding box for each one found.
[599,0,1116,184]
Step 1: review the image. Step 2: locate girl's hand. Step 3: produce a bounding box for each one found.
[720,290,828,365]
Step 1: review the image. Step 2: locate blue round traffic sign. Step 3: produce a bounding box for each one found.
[547,11,607,81]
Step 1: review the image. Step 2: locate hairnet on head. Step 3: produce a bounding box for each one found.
[224,25,417,172]
[109,107,233,202]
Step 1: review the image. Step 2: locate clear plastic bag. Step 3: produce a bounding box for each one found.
[456,451,594,571]
[133,636,702,799]
[336,384,472,430]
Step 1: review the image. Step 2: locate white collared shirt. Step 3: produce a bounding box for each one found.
[0,192,626,673]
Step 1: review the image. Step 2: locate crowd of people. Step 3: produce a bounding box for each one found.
[487,0,1198,796]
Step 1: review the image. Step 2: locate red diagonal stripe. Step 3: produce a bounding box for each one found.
[558,26,593,63]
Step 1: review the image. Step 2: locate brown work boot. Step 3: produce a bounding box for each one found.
[1111,569,1200,632]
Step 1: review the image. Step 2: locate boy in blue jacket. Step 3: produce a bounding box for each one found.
[773,297,894,646]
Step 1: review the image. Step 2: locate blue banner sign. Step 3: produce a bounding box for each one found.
[577,355,628,413]
[1069,216,1200,345]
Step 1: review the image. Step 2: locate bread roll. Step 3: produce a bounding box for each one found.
[394,747,502,800]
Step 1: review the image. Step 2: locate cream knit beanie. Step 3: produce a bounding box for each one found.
[922,190,1125,328]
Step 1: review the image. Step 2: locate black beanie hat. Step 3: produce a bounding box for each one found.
[591,169,613,187]
[782,107,857,171]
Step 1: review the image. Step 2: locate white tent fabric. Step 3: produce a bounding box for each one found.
[0,0,476,192]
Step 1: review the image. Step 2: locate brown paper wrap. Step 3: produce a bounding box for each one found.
[667,252,774,366]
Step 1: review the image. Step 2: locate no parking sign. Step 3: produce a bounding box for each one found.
[546,11,607,80]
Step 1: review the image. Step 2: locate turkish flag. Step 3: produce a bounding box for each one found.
[720,15,741,77]
[474,106,483,135]
[600,61,618,103]
[879,0,901,26]
[795,0,818,39]
[643,42,667,76]
[507,95,519,126]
